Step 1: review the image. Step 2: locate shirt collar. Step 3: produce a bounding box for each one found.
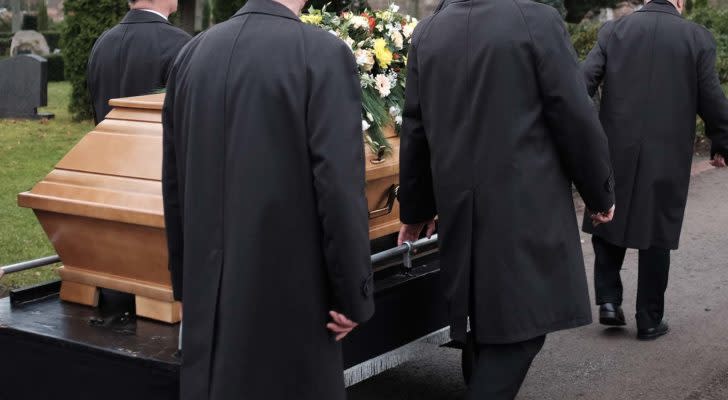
[121,9,171,24]
[140,9,169,21]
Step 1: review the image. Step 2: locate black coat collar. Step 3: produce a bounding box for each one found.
[639,0,682,17]
[120,9,171,25]
[434,0,469,13]
[234,0,300,21]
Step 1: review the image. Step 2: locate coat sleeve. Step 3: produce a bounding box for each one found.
[162,55,185,302]
[582,22,614,97]
[527,7,615,213]
[399,37,437,224]
[86,32,106,125]
[696,29,728,159]
[307,37,375,324]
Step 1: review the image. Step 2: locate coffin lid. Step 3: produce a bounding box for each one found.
[18,93,401,235]
[18,94,167,228]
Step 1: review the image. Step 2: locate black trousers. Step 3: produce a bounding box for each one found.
[466,335,546,400]
[592,235,671,330]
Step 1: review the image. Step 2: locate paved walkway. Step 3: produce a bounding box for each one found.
[349,161,728,400]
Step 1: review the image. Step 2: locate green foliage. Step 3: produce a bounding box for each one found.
[46,53,64,81]
[43,31,61,51]
[689,6,728,33]
[0,37,10,57]
[689,8,728,83]
[213,0,247,23]
[37,0,49,32]
[568,22,600,60]
[61,0,128,121]
[22,14,37,30]
[689,7,728,141]
[0,16,10,32]
[0,82,93,294]
[202,0,212,30]
[361,88,392,157]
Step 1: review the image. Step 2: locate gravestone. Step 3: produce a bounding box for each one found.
[0,54,54,119]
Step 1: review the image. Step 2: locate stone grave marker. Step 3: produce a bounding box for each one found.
[0,54,54,119]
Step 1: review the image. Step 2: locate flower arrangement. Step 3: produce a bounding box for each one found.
[302,4,418,160]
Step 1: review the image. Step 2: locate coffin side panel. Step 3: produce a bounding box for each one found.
[34,210,170,286]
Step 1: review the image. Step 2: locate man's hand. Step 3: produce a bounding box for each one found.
[326,311,358,341]
[710,154,727,168]
[591,205,615,227]
[397,219,437,246]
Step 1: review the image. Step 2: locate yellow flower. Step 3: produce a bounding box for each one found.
[300,14,323,25]
[373,38,393,69]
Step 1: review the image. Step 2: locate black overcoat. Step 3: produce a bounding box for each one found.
[399,0,615,344]
[161,0,375,399]
[582,0,728,250]
[87,10,190,124]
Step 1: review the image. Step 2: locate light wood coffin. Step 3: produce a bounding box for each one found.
[17,93,401,323]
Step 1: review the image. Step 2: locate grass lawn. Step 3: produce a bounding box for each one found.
[0,82,94,295]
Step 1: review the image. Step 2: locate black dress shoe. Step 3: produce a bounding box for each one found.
[599,303,627,326]
[637,321,670,341]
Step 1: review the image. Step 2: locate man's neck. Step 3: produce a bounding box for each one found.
[130,3,170,18]
[272,0,304,16]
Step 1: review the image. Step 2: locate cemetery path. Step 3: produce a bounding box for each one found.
[348,161,728,400]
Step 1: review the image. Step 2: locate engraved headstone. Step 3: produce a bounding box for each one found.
[0,54,54,119]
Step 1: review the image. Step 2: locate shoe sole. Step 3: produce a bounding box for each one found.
[637,326,670,341]
[599,311,627,326]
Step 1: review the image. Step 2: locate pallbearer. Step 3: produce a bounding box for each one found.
[398,0,616,398]
[87,0,190,124]
[582,0,728,340]
[161,0,375,399]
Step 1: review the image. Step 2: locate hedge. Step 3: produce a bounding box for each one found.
[43,31,61,51]
[62,0,128,120]
[568,22,600,60]
[213,0,247,23]
[0,38,9,57]
[46,53,65,81]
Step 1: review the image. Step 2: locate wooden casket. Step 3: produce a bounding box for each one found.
[17,94,401,323]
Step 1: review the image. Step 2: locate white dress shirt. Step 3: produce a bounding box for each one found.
[140,9,168,21]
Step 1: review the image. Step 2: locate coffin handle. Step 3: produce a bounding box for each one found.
[369,184,399,219]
